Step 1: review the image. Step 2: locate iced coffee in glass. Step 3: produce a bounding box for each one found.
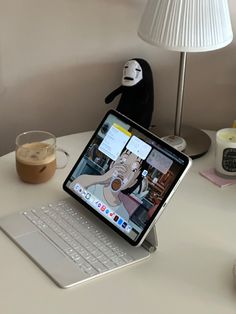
[16,131,66,184]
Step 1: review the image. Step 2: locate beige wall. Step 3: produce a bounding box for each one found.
[0,0,236,156]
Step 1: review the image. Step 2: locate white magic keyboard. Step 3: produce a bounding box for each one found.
[22,200,134,277]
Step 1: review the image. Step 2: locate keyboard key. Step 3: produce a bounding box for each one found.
[90,261,108,272]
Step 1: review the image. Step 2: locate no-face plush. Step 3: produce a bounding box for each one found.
[105,58,154,129]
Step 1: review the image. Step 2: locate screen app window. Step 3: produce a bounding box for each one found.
[99,123,131,161]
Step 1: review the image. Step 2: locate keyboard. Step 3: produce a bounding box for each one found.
[22,200,134,277]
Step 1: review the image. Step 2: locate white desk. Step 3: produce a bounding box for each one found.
[0,131,235,314]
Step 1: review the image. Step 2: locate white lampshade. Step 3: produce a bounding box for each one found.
[138,0,233,52]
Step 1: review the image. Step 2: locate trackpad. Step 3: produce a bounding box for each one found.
[17,231,66,264]
[17,232,87,287]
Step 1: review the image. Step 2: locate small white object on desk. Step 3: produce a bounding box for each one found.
[215,128,236,177]
[161,135,187,152]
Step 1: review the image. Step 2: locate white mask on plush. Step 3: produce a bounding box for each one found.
[122,60,143,87]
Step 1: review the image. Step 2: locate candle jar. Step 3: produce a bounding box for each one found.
[215,128,236,178]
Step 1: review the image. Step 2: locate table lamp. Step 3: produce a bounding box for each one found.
[138,0,233,158]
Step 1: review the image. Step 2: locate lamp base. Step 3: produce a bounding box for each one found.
[150,124,211,159]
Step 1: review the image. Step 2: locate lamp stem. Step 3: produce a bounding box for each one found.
[174,51,187,136]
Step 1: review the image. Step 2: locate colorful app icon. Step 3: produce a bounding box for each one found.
[85,192,91,200]
[95,201,102,208]
[109,211,115,218]
[118,218,123,225]
[114,215,119,222]
[105,209,110,215]
[122,221,127,229]
[142,170,148,177]
[101,205,106,211]
[74,183,81,193]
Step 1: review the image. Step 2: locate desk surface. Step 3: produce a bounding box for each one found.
[0,131,235,314]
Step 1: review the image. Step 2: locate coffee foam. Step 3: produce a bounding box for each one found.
[16,142,55,165]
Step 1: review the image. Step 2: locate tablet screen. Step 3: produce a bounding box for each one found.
[63,110,191,246]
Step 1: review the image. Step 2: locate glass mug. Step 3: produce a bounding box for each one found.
[16,131,69,184]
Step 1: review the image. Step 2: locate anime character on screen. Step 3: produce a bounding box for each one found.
[70,149,148,221]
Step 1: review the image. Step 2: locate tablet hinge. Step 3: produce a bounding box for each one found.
[141,227,158,253]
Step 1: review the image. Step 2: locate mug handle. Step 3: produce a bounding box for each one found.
[56,148,69,169]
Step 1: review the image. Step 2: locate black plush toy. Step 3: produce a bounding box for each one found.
[105,58,154,129]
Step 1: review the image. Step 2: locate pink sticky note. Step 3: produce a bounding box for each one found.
[199,168,236,188]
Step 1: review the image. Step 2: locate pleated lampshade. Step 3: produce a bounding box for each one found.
[138,0,233,52]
